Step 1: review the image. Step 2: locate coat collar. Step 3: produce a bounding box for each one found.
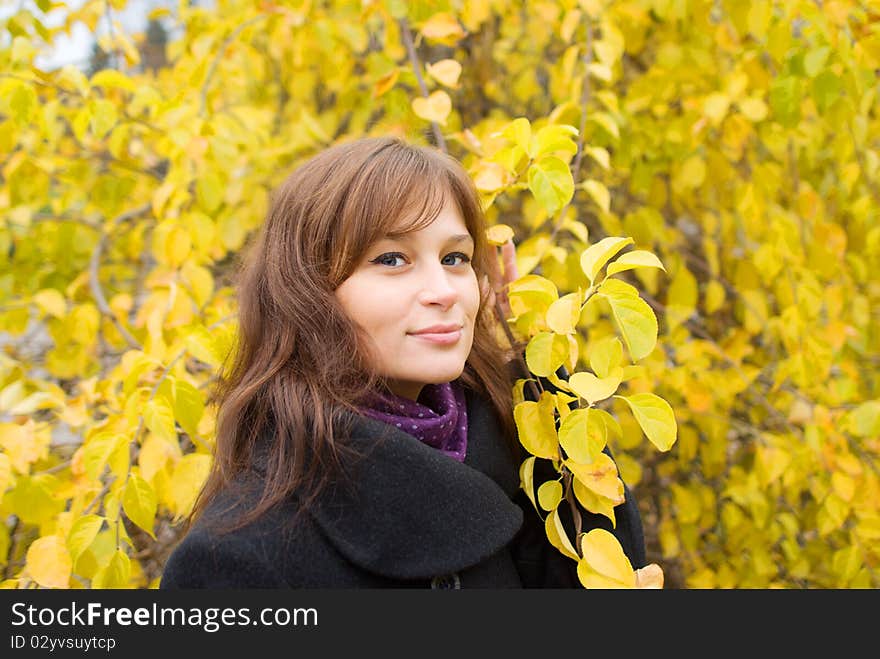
[254,387,524,580]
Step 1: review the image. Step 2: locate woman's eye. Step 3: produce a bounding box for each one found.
[371,252,407,267]
[443,252,472,266]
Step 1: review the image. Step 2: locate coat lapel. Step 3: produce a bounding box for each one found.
[258,388,524,580]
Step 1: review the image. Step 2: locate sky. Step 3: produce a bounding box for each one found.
[2,0,173,70]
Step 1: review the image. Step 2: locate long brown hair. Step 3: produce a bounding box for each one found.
[189,136,521,532]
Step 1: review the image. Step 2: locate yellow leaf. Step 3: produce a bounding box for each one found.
[531,123,578,159]
[675,155,706,190]
[597,278,657,360]
[0,453,11,493]
[705,279,726,314]
[566,453,623,501]
[634,563,664,588]
[485,224,514,246]
[528,156,574,215]
[472,161,509,193]
[580,236,633,284]
[545,292,582,334]
[569,367,623,404]
[92,548,131,589]
[373,68,399,98]
[616,393,677,451]
[558,408,606,464]
[172,377,205,440]
[606,250,666,276]
[513,393,559,460]
[499,117,532,153]
[581,179,610,213]
[26,535,72,589]
[537,480,563,511]
[419,13,466,43]
[90,68,136,92]
[169,453,212,519]
[67,514,104,562]
[573,477,616,522]
[0,420,47,473]
[519,456,537,511]
[507,274,559,300]
[143,397,177,444]
[426,59,462,88]
[584,146,610,170]
[123,473,157,539]
[33,288,67,319]
[703,92,731,125]
[525,331,569,378]
[738,96,768,122]
[181,262,214,309]
[546,508,580,560]
[578,528,635,588]
[411,90,452,125]
[82,432,127,481]
[587,62,613,82]
[587,112,619,140]
[589,335,623,378]
[89,98,118,139]
[184,325,224,367]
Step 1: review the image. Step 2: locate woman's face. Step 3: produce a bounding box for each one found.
[335,196,481,400]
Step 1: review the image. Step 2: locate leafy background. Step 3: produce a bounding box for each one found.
[0,0,878,588]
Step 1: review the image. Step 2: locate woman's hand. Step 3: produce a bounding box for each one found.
[481,238,518,323]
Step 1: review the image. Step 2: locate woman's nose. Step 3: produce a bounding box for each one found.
[417,265,458,308]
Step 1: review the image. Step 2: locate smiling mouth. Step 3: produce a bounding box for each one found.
[409,328,462,345]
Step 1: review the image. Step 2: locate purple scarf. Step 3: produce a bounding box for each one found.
[357,381,468,462]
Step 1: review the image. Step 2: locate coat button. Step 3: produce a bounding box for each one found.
[430,573,461,589]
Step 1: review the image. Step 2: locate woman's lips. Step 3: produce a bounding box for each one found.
[409,329,462,345]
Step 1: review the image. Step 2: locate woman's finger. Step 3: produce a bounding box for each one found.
[500,238,518,284]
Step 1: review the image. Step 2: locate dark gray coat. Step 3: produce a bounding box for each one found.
[160,388,646,589]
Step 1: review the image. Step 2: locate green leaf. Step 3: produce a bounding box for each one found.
[768,76,801,128]
[122,473,157,539]
[580,237,633,284]
[616,393,677,451]
[528,156,574,215]
[597,278,657,361]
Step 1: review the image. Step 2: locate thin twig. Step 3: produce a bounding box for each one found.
[546,11,594,251]
[199,15,267,116]
[88,203,150,350]
[397,17,447,153]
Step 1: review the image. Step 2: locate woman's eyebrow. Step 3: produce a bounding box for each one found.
[378,233,474,246]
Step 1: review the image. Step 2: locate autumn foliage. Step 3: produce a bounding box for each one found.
[1,0,878,589]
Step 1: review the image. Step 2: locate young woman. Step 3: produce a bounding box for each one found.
[160,136,646,589]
